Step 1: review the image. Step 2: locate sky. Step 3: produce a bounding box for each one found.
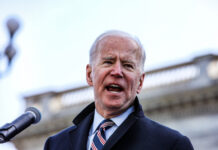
[0,0,218,149]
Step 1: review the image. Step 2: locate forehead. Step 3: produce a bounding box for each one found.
[96,35,141,59]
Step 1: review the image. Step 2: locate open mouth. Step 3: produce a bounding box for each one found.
[105,84,124,92]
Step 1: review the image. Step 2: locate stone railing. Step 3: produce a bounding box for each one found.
[24,54,218,119]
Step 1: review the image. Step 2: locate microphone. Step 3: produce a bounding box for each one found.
[0,107,41,143]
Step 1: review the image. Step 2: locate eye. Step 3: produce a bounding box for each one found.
[103,60,113,64]
[124,63,134,69]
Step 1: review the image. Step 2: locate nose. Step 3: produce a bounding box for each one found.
[110,62,123,78]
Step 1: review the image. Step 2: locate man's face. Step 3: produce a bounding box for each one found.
[86,35,145,117]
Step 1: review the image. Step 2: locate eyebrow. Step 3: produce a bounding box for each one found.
[102,56,136,65]
[122,60,135,64]
[102,56,115,60]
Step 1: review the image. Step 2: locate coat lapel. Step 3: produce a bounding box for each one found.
[102,97,143,150]
[67,97,142,150]
[68,112,94,150]
[103,113,137,150]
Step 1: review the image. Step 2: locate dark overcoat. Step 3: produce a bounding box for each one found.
[44,97,194,150]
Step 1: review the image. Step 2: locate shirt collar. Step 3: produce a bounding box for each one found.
[90,106,134,134]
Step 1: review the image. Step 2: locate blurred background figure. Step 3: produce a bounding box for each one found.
[0,0,218,150]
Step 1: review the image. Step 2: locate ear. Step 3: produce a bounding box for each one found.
[137,73,145,94]
[86,64,93,86]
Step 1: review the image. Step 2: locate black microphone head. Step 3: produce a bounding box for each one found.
[25,107,41,124]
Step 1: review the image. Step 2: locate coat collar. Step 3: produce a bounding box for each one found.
[103,97,145,150]
[73,96,144,125]
[70,96,145,150]
[69,110,94,150]
[73,101,95,125]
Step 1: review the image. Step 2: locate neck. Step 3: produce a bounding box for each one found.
[95,105,133,119]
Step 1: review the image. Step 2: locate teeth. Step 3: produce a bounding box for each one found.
[110,84,120,88]
[106,84,123,92]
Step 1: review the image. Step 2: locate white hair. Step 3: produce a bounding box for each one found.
[89,30,146,72]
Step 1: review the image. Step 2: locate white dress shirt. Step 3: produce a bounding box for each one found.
[87,106,134,150]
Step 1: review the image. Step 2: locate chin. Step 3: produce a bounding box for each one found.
[103,99,126,110]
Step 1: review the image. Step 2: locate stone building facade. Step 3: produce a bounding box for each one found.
[12,54,218,150]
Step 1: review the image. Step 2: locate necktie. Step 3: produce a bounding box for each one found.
[90,119,114,150]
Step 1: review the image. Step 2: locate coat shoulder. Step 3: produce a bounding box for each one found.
[133,116,194,150]
[44,125,76,150]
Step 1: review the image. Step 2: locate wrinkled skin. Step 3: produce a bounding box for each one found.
[86,35,145,118]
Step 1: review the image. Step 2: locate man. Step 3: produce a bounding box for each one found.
[44,30,194,150]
